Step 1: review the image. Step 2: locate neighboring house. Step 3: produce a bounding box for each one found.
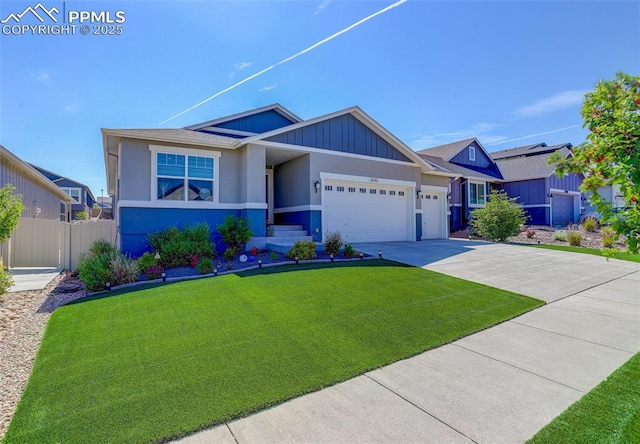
[417,139,583,229]
[0,144,71,221]
[102,104,456,257]
[491,143,582,226]
[94,196,113,219]
[416,138,503,231]
[30,164,96,220]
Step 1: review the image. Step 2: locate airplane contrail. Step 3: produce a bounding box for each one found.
[486,124,583,146]
[159,0,409,126]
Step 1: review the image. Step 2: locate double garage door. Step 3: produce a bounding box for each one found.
[323,179,411,243]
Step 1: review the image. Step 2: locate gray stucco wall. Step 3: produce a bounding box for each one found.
[275,154,310,208]
[0,157,64,220]
[308,153,422,206]
[118,139,243,203]
[420,174,449,188]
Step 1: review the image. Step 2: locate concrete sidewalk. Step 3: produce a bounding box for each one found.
[177,241,639,443]
[7,267,62,292]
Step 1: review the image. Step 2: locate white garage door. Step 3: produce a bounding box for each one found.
[421,191,445,239]
[323,180,411,243]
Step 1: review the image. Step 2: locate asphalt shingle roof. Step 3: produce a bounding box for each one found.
[419,154,501,181]
[495,147,571,181]
[415,138,476,160]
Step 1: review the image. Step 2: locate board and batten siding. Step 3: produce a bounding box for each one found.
[266,114,411,162]
[0,156,66,220]
[499,179,548,205]
[449,142,493,168]
[215,109,295,133]
[549,172,582,192]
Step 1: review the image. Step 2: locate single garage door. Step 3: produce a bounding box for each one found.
[552,194,575,226]
[421,191,445,239]
[323,180,411,243]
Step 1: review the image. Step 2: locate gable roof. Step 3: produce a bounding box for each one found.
[0,144,71,201]
[239,106,439,173]
[495,146,572,181]
[490,142,572,160]
[185,103,302,132]
[419,154,502,181]
[415,138,476,160]
[30,163,96,201]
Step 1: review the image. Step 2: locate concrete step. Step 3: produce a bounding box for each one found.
[267,230,308,237]
[248,236,314,251]
[268,225,304,232]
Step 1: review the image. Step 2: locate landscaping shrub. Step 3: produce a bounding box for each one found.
[602,227,616,248]
[89,239,117,257]
[581,216,598,232]
[469,190,527,241]
[553,231,568,242]
[196,258,214,274]
[323,230,343,255]
[223,247,236,262]
[147,223,215,268]
[287,240,317,260]
[567,231,583,246]
[74,211,89,220]
[145,265,164,280]
[526,228,536,239]
[217,215,253,253]
[78,240,141,292]
[0,184,24,245]
[77,253,112,292]
[0,267,14,297]
[110,254,140,285]
[343,244,356,258]
[270,251,278,261]
[137,252,157,272]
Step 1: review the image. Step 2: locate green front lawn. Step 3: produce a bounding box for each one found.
[5,261,543,443]
[529,244,640,263]
[528,351,640,443]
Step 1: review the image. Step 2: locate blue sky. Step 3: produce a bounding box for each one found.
[1,0,638,197]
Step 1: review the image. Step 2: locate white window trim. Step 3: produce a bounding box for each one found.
[149,145,221,204]
[468,180,486,208]
[62,187,81,204]
[469,146,476,162]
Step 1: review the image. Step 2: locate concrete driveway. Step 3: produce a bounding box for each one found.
[178,240,639,444]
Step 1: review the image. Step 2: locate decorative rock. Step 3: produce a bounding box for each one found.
[239,254,248,263]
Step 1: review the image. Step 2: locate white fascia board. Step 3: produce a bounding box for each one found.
[258,140,421,168]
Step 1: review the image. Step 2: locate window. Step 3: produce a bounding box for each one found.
[62,187,81,204]
[369,189,377,194]
[469,182,486,206]
[156,152,215,201]
[425,194,431,199]
[348,187,356,193]
[390,190,396,196]
[324,185,333,191]
[469,146,476,162]
[380,190,386,195]
[60,201,67,221]
[359,188,366,193]
[398,191,405,196]
[337,186,345,192]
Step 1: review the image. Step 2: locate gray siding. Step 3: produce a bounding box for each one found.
[500,179,547,205]
[240,145,266,203]
[0,157,64,220]
[450,141,493,168]
[118,139,243,203]
[421,175,449,188]
[549,172,582,192]
[267,114,411,162]
[275,155,310,208]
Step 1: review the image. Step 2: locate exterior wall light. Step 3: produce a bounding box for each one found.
[314,181,320,193]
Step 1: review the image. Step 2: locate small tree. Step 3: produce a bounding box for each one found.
[470,189,527,241]
[216,215,253,253]
[550,72,639,253]
[74,211,89,221]
[0,184,24,245]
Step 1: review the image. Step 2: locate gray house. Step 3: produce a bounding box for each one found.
[103,104,456,256]
[0,144,71,221]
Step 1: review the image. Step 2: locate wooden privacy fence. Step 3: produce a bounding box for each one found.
[0,218,117,270]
